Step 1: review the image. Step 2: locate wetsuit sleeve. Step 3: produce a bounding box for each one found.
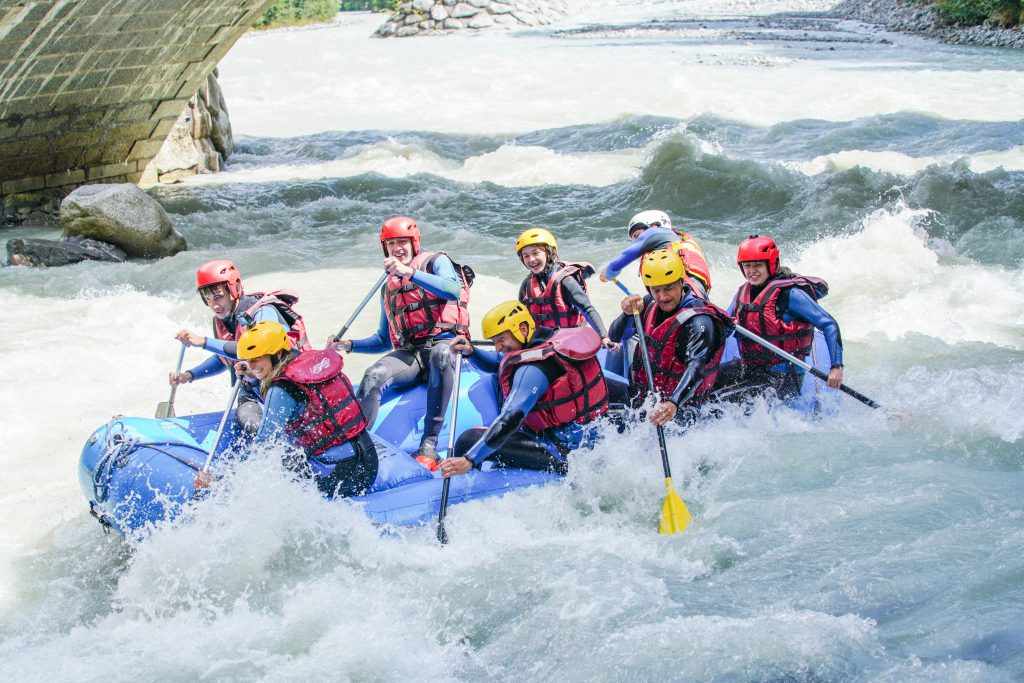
[608,295,651,342]
[471,348,502,372]
[250,385,303,447]
[252,305,290,328]
[604,228,677,280]
[518,277,529,303]
[463,364,551,465]
[202,337,239,360]
[783,289,844,367]
[559,276,608,338]
[186,354,226,380]
[350,295,393,353]
[668,313,719,407]
[411,254,461,300]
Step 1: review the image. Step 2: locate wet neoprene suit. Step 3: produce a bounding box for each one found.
[348,255,462,441]
[453,327,600,473]
[517,263,609,337]
[608,292,724,408]
[251,381,379,498]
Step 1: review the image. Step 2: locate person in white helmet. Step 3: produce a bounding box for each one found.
[599,210,713,299]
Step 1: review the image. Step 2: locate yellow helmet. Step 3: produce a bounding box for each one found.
[237,321,291,359]
[515,227,558,255]
[481,300,535,343]
[640,249,687,287]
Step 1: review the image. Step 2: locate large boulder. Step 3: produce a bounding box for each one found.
[60,184,187,259]
[6,236,126,268]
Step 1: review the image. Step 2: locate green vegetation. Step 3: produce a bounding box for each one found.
[338,0,398,10]
[252,0,340,29]
[925,0,1022,27]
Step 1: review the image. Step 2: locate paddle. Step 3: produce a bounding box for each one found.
[731,325,881,409]
[613,279,691,533]
[200,381,243,474]
[332,272,388,342]
[156,343,186,419]
[436,351,464,545]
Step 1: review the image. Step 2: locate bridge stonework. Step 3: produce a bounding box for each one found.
[0,0,273,198]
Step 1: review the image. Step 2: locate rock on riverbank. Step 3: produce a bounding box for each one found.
[376,0,589,36]
[831,0,1024,48]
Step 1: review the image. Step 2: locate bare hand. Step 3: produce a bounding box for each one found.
[620,294,643,315]
[650,400,678,426]
[327,336,353,353]
[599,266,610,283]
[194,471,215,490]
[175,329,205,348]
[169,371,192,387]
[450,335,474,356]
[827,366,843,389]
[438,456,473,478]
[601,337,620,351]
[234,361,251,378]
[383,257,414,278]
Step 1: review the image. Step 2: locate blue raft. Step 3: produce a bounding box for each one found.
[80,334,835,537]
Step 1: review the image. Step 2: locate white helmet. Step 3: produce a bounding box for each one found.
[628,210,672,237]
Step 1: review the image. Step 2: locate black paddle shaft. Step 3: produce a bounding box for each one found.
[633,311,674,480]
[436,352,464,544]
[334,272,388,341]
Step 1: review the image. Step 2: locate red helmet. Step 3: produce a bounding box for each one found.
[736,235,780,276]
[196,259,242,299]
[380,216,421,256]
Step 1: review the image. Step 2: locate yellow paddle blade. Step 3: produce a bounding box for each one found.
[658,478,692,534]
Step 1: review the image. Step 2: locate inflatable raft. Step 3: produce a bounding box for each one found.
[80,333,835,537]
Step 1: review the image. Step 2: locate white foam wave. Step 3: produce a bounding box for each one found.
[785,147,1024,176]
[178,140,642,188]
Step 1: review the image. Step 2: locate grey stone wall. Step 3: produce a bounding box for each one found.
[376,0,586,36]
[0,0,274,198]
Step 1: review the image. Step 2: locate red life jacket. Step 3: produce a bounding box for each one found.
[632,299,731,402]
[734,275,828,367]
[383,251,472,348]
[520,261,595,329]
[638,231,713,294]
[273,349,368,456]
[212,291,311,377]
[498,327,609,433]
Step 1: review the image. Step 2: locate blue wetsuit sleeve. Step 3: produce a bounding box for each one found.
[411,254,461,300]
[784,289,844,366]
[350,296,393,353]
[250,385,303,447]
[605,240,649,281]
[727,291,739,317]
[464,364,550,465]
[472,348,502,372]
[187,354,226,380]
[202,337,239,361]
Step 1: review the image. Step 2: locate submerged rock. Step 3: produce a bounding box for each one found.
[60,184,186,259]
[6,236,126,268]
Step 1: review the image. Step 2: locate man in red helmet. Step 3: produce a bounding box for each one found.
[724,235,844,399]
[170,259,310,432]
[332,217,472,469]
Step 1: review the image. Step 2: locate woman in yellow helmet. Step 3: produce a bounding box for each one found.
[515,227,617,350]
[229,321,379,498]
[438,300,611,479]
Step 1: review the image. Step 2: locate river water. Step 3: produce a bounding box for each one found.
[2,4,1023,681]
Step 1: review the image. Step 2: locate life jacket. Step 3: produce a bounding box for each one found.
[383,251,472,348]
[274,349,368,457]
[212,291,311,378]
[734,274,828,367]
[638,231,713,295]
[632,298,731,402]
[520,261,595,329]
[498,327,609,433]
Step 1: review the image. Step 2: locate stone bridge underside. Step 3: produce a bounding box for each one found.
[0,0,273,197]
